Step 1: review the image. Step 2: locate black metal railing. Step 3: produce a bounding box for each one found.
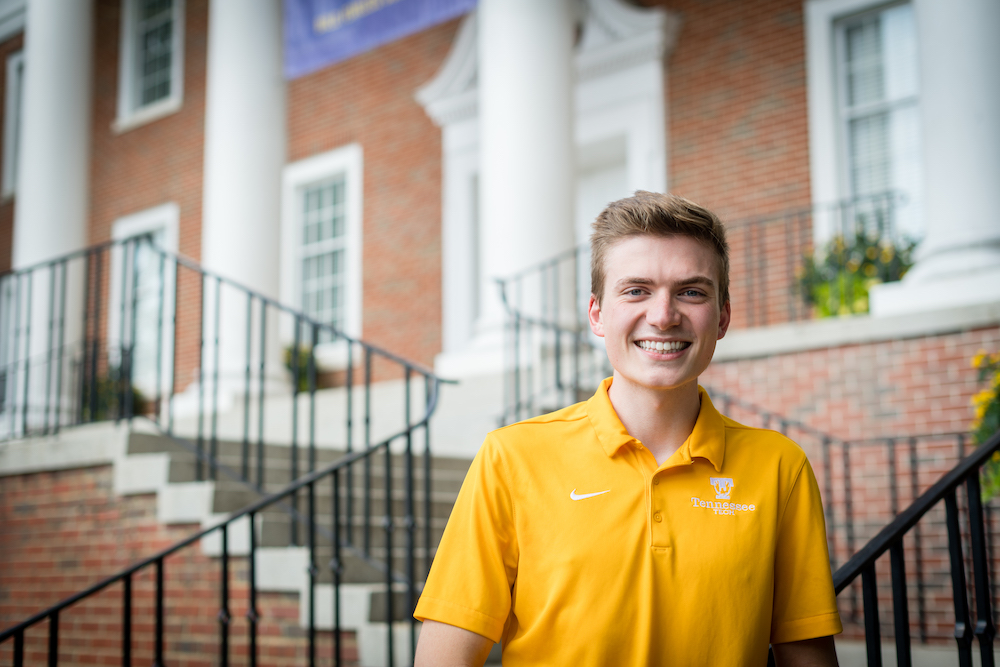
[0,387,441,664]
[0,236,449,664]
[832,428,1000,666]
[497,241,996,646]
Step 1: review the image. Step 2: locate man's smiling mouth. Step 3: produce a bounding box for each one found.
[635,340,691,353]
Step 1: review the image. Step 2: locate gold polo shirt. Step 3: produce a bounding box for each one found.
[414,378,842,666]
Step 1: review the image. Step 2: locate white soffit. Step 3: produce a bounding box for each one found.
[0,0,24,44]
[415,0,680,124]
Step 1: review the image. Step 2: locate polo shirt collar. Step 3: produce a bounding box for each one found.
[585,378,726,471]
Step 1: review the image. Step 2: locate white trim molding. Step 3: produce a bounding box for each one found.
[113,0,185,133]
[280,143,364,370]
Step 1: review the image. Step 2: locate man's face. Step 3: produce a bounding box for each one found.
[588,234,731,395]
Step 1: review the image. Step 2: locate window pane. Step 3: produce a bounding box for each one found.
[882,4,918,100]
[850,113,890,196]
[301,180,348,330]
[137,0,174,107]
[845,17,883,107]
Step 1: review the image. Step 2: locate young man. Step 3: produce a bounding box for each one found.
[414,192,842,666]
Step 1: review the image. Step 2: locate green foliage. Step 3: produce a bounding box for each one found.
[971,352,1000,499]
[81,367,148,421]
[284,344,316,393]
[798,232,917,317]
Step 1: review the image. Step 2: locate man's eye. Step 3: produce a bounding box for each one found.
[681,290,704,297]
[627,288,645,296]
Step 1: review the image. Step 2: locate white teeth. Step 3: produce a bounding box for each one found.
[637,340,688,352]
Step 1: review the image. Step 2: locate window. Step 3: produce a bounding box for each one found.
[115,0,185,132]
[281,144,363,361]
[2,49,23,197]
[300,177,348,336]
[835,3,922,238]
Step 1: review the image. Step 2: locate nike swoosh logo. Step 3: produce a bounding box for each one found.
[570,489,611,501]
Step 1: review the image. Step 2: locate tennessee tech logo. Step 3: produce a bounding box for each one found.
[710,477,734,500]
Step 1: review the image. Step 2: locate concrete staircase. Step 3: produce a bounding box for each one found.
[1,418,480,666]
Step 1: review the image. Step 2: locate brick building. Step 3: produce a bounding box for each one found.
[1,0,999,664]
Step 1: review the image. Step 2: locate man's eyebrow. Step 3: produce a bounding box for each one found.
[614,277,655,288]
[677,275,717,287]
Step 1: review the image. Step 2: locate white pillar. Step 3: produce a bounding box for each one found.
[477,0,576,328]
[200,0,285,388]
[13,0,93,267]
[871,0,1000,315]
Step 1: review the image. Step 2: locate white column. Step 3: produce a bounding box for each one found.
[12,0,93,267]
[477,0,576,329]
[871,0,1000,315]
[200,0,285,389]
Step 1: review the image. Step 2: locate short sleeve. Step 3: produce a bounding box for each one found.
[770,458,844,644]
[413,433,519,642]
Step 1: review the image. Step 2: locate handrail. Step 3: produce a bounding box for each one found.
[0,236,452,664]
[833,428,1000,593]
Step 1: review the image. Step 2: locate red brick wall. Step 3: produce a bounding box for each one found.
[88,0,209,391]
[0,32,24,274]
[0,465,358,665]
[638,0,813,329]
[287,20,456,371]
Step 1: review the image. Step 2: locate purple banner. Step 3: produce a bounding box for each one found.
[284,0,477,79]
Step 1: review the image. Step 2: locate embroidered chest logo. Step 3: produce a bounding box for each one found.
[710,477,734,499]
[691,477,758,516]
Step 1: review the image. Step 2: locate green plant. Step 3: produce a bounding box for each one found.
[797,232,917,317]
[81,367,148,421]
[972,351,1000,499]
[284,343,317,393]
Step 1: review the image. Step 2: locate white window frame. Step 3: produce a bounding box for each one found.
[281,144,363,370]
[2,48,23,198]
[806,0,919,243]
[114,0,185,133]
[107,202,180,401]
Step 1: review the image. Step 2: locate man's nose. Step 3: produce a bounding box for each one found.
[645,292,681,329]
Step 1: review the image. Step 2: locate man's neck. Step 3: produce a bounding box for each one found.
[606,374,702,466]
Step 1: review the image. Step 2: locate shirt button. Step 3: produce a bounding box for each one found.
[653,478,660,486]
[654,513,662,522]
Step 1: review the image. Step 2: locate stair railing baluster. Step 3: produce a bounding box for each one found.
[822,436,835,568]
[257,301,267,489]
[861,563,882,667]
[116,242,128,421]
[13,628,23,667]
[54,259,67,434]
[332,469,343,667]
[43,263,55,433]
[424,374,433,580]
[167,258,178,434]
[154,558,165,667]
[243,293,252,480]
[308,323,317,475]
[843,442,857,620]
[291,314,301,545]
[76,253,91,426]
[48,610,58,667]
[889,438,898,515]
[248,510,259,667]
[197,273,206,481]
[126,238,141,423]
[220,523,230,667]
[156,249,165,429]
[946,490,975,666]
[123,573,132,667]
[21,272,31,435]
[910,436,926,642]
[405,365,417,660]
[385,435,395,667]
[210,276,222,479]
[89,254,101,424]
[346,339,354,546]
[364,346,372,556]
[890,540,912,667]
[308,480,317,667]
[966,472,996,666]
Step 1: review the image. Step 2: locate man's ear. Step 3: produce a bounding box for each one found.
[588,294,605,337]
[718,300,731,340]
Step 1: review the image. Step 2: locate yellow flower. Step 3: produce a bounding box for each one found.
[866,246,878,260]
[864,263,877,277]
[973,350,988,368]
[880,246,895,263]
[992,451,1000,463]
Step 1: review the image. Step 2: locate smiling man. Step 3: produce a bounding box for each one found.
[414,192,842,666]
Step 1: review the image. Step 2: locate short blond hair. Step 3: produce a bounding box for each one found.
[590,191,730,304]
